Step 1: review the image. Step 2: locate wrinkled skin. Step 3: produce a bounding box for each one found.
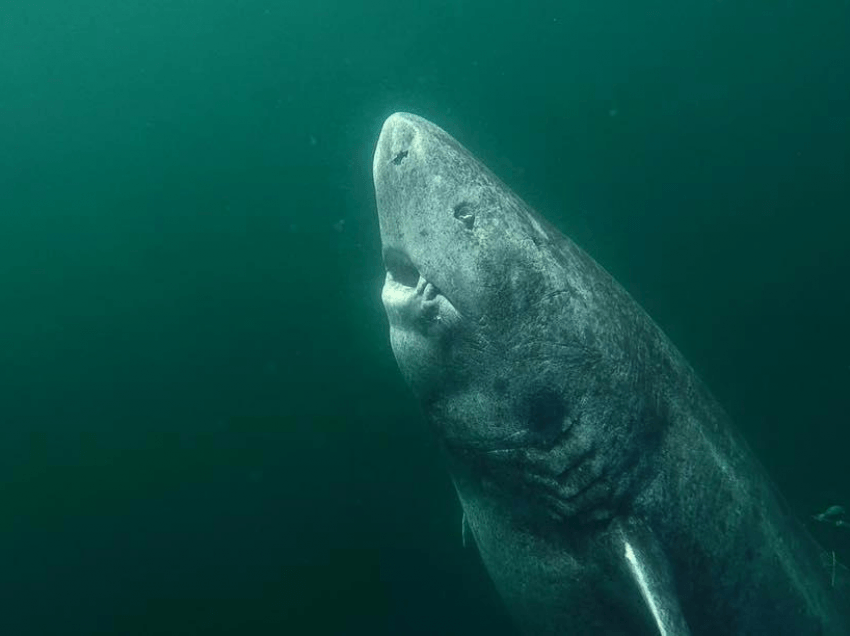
[374,112,849,635]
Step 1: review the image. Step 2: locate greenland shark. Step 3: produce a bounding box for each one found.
[373,112,849,635]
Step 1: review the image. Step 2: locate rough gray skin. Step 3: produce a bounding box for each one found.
[373,112,849,635]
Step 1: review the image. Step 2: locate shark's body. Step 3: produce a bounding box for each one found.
[373,112,849,635]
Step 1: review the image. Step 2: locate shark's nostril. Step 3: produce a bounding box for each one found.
[384,249,420,287]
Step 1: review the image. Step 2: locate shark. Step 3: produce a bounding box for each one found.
[373,112,849,635]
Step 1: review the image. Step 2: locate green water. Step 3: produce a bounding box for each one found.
[1,1,848,634]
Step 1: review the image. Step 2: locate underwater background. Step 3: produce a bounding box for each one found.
[1,1,848,634]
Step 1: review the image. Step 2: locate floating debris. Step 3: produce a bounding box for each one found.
[813,505,849,529]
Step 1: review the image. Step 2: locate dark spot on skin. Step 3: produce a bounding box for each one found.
[493,378,508,395]
[525,387,566,442]
[391,150,408,165]
[453,201,475,230]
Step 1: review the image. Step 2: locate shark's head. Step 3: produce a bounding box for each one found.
[374,113,665,524]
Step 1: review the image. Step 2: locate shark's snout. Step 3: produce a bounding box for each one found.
[372,111,431,182]
[373,112,489,323]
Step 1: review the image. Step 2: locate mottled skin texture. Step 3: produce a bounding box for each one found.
[374,112,849,635]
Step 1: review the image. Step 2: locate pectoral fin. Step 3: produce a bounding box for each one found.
[617,521,692,636]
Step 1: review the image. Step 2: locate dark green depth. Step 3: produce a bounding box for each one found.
[1,1,848,634]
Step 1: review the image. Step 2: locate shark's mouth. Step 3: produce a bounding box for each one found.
[382,246,454,331]
[382,247,420,289]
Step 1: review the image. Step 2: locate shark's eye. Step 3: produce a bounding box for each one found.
[453,201,475,230]
[384,249,420,288]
